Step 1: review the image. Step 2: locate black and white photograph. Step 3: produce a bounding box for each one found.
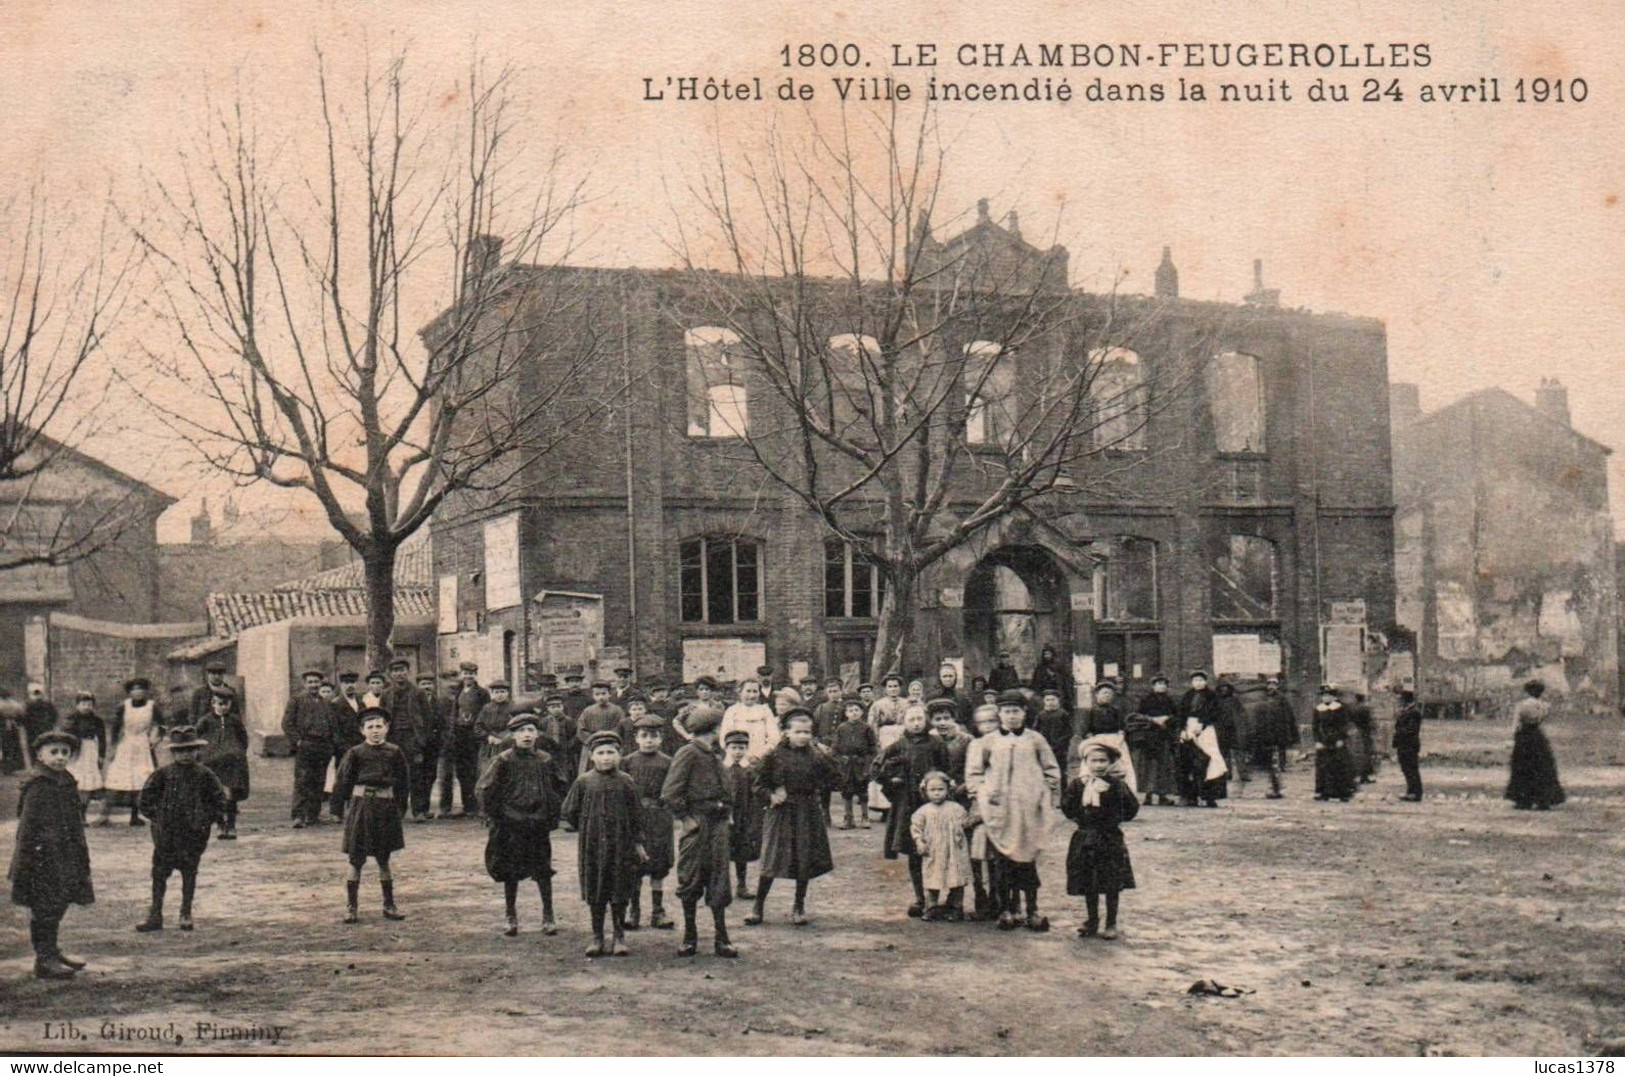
[1,0,1622,1059]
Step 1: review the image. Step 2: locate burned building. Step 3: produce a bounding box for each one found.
[1391,379,1618,708]
[430,209,1397,702]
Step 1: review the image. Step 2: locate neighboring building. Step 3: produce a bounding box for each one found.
[430,209,1398,703]
[0,438,175,699]
[1391,379,1618,708]
[156,497,349,621]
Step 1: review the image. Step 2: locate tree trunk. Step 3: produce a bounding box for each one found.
[363,545,398,672]
[870,570,918,684]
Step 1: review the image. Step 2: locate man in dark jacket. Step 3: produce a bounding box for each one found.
[987,651,1021,693]
[439,661,489,818]
[282,670,336,827]
[328,672,365,820]
[1392,689,1424,801]
[1250,677,1297,798]
[22,684,59,768]
[189,662,237,725]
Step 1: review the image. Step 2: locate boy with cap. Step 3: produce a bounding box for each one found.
[744,709,840,926]
[136,726,229,933]
[928,698,974,791]
[612,666,635,702]
[196,689,249,839]
[189,661,237,725]
[8,729,95,978]
[965,690,1061,932]
[282,669,336,828]
[561,731,645,956]
[575,681,630,775]
[723,729,764,899]
[812,678,846,744]
[620,715,676,930]
[477,710,568,937]
[660,705,738,958]
[334,708,412,923]
[873,703,951,916]
[671,675,721,743]
[831,698,878,829]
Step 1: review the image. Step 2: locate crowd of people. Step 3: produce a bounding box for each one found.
[5,653,1568,980]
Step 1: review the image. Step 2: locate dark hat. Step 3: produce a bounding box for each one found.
[489,680,511,691]
[1189,669,1209,680]
[881,672,902,685]
[996,689,1028,708]
[614,666,633,676]
[359,706,391,724]
[824,676,844,687]
[633,715,665,732]
[1092,681,1116,693]
[586,730,622,752]
[622,692,648,706]
[204,661,227,674]
[459,661,479,673]
[388,658,410,670]
[1151,674,1169,685]
[507,712,542,732]
[563,671,585,682]
[209,687,235,701]
[756,664,772,677]
[366,670,387,682]
[1040,686,1063,698]
[724,730,751,747]
[124,676,151,692]
[338,671,360,682]
[416,672,436,683]
[591,679,612,690]
[695,675,719,690]
[440,670,460,680]
[779,706,814,724]
[31,728,80,753]
[1317,683,1338,696]
[165,725,210,750]
[75,690,96,702]
[543,693,566,705]
[646,681,669,693]
[1523,678,1545,693]
[857,682,874,692]
[925,698,960,716]
[301,669,324,680]
[536,673,559,687]
[685,704,723,735]
[842,699,867,713]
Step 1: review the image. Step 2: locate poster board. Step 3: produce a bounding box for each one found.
[483,512,522,611]
[529,591,605,679]
[1213,632,1261,676]
[682,637,767,684]
[1322,624,1367,691]
[437,574,458,635]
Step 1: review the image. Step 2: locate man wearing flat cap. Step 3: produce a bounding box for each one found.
[282,669,336,828]
[189,661,238,727]
[441,661,489,818]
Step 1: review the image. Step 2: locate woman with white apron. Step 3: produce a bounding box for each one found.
[103,676,160,826]
[64,691,108,823]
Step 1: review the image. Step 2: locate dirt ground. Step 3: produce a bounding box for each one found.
[2,718,1622,1057]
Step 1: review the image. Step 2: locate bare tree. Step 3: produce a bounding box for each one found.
[666,105,1213,680]
[132,49,614,664]
[0,191,150,574]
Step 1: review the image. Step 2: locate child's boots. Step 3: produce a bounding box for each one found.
[625,892,642,931]
[713,909,738,959]
[648,891,674,930]
[381,881,406,921]
[343,880,360,924]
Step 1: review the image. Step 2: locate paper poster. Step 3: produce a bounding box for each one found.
[482,512,522,611]
[1213,633,1261,676]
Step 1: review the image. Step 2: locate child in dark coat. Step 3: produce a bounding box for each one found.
[334,708,412,923]
[745,710,839,926]
[723,731,764,898]
[873,705,951,917]
[561,730,645,957]
[196,689,250,839]
[831,699,877,830]
[660,705,738,958]
[8,730,95,978]
[620,716,676,930]
[476,711,567,937]
[136,726,229,933]
[1063,738,1139,939]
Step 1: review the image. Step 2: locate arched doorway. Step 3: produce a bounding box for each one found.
[963,545,1071,686]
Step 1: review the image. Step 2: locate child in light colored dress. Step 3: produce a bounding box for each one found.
[909,771,971,921]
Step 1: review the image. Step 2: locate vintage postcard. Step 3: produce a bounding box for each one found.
[1,0,1621,1060]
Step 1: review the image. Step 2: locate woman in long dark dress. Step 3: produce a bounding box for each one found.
[1506,679,1565,810]
[745,710,839,926]
[1311,685,1358,802]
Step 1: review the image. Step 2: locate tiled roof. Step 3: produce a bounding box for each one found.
[204,586,435,638]
[274,542,434,591]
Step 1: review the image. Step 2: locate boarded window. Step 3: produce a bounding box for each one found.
[1091,348,1147,450]
[1208,351,1266,453]
[1091,536,1158,621]
[680,535,763,624]
[964,341,1015,447]
[1210,534,1277,620]
[686,327,747,437]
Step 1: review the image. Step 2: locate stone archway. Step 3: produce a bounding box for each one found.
[963,545,1072,685]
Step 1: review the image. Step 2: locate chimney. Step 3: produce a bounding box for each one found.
[1154,246,1179,300]
[1244,258,1281,308]
[189,498,213,545]
[1005,210,1021,238]
[463,234,505,297]
[976,198,991,223]
[1389,383,1422,428]
[1535,377,1571,427]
